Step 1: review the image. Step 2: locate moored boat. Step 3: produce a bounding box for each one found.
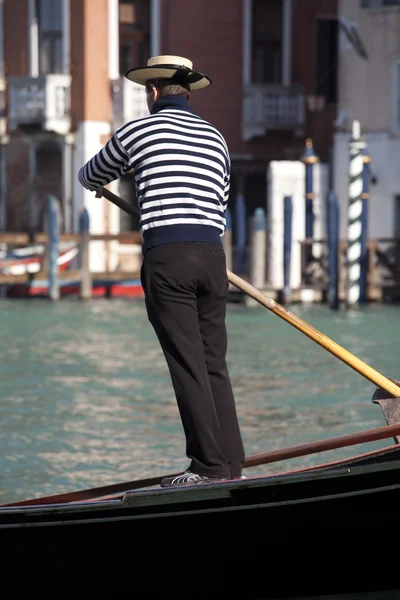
[7,275,144,298]
[0,241,78,276]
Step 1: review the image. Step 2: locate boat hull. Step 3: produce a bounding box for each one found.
[7,277,144,298]
[2,456,400,597]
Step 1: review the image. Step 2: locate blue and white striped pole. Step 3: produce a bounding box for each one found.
[347,120,366,307]
[359,147,371,304]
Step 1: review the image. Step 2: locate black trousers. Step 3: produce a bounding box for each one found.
[141,242,245,479]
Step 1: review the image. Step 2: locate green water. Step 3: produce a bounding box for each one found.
[1,298,400,504]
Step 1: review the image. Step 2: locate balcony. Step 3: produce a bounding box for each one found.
[111,78,149,131]
[242,84,306,141]
[8,74,71,136]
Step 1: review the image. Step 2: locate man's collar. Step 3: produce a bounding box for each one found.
[151,95,198,116]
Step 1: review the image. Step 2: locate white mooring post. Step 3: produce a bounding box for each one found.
[346,120,366,307]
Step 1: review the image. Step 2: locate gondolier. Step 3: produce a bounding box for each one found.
[78,55,245,486]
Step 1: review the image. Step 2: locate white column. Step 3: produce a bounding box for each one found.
[62,0,70,74]
[150,0,161,56]
[242,0,252,86]
[282,0,292,86]
[267,160,305,290]
[73,120,112,271]
[28,0,39,77]
[108,0,119,79]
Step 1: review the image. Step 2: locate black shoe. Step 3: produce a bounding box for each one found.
[160,471,226,488]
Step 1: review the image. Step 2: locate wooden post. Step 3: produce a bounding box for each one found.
[79,208,92,300]
[48,195,60,301]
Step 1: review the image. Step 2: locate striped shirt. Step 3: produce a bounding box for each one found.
[78,95,231,254]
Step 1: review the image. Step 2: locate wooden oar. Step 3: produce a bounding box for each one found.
[4,421,400,508]
[100,186,400,399]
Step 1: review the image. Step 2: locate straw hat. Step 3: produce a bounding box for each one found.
[125,55,212,91]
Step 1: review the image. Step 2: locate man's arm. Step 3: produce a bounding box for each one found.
[78,134,130,192]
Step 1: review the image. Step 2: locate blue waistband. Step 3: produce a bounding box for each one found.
[142,225,222,254]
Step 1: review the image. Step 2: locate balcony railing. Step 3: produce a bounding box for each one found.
[242,84,306,141]
[8,74,71,135]
[111,78,149,131]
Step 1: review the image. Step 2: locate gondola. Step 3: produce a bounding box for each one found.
[1,387,400,599]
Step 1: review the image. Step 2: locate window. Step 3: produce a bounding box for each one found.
[252,0,282,84]
[37,0,63,74]
[395,196,400,238]
[315,19,338,104]
[119,0,150,76]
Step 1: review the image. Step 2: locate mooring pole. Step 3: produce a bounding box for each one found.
[223,208,233,272]
[282,195,293,304]
[327,190,339,310]
[235,174,246,275]
[300,138,319,266]
[79,208,92,300]
[359,146,371,304]
[347,120,366,307]
[250,207,266,289]
[48,195,60,301]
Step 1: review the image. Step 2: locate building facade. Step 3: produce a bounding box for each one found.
[0,0,338,272]
[334,0,400,240]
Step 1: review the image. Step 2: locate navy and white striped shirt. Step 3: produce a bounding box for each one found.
[78,95,231,254]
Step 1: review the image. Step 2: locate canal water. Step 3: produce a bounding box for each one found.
[1,298,400,504]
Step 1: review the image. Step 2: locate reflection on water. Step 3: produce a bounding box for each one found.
[1,298,400,503]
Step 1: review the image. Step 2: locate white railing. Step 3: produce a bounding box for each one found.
[242,84,306,141]
[111,78,149,131]
[8,74,71,135]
